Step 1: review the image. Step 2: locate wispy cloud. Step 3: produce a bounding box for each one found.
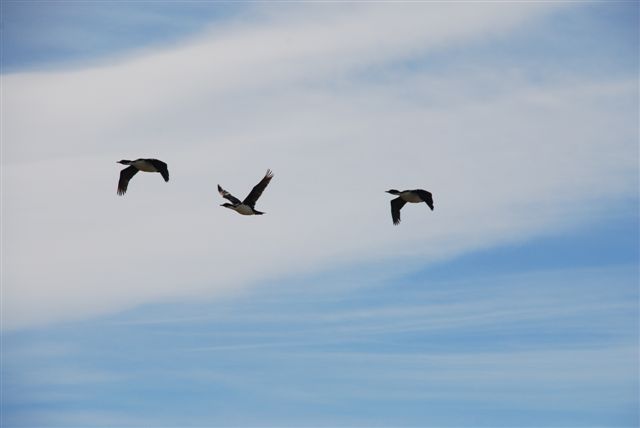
[2,2,637,330]
[4,262,637,426]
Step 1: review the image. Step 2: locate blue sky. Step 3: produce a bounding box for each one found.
[1,2,638,427]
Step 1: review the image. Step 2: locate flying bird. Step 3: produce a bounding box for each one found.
[116,158,169,195]
[218,169,274,215]
[386,189,434,225]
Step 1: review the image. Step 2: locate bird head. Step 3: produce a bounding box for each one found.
[117,160,132,165]
[386,189,401,195]
[221,203,235,209]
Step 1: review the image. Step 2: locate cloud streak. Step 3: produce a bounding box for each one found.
[4,262,637,426]
[2,2,637,330]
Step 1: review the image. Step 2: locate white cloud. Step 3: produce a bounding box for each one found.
[2,2,637,330]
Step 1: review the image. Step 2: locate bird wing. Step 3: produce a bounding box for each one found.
[416,189,434,210]
[149,159,169,182]
[218,185,242,205]
[243,169,273,207]
[117,166,139,195]
[390,197,406,225]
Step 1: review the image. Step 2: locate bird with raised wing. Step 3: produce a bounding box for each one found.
[116,158,169,195]
[218,169,274,215]
[386,188,434,225]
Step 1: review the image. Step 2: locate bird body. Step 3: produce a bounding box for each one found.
[227,203,259,216]
[129,159,161,173]
[218,170,273,216]
[117,158,169,195]
[386,188,434,225]
[396,190,425,203]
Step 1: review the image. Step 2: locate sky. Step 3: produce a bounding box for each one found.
[1,1,638,427]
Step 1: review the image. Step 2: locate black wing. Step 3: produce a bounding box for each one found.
[218,185,242,205]
[148,159,169,182]
[390,197,407,225]
[117,166,139,195]
[415,189,434,210]
[243,169,273,207]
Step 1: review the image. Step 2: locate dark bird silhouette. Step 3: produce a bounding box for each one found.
[386,189,434,225]
[218,169,274,215]
[116,158,169,195]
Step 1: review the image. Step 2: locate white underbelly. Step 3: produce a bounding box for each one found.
[234,204,254,215]
[133,160,156,172]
